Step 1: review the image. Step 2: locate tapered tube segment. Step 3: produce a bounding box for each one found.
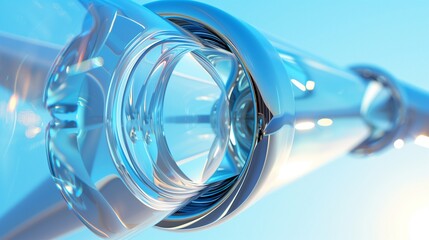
[270,44,372,187]
[270,43,429,188]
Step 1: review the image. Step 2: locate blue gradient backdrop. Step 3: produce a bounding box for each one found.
[1,0,428,239]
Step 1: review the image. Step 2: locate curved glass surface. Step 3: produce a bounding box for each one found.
[0,1,257,238]
[1,0,428,240]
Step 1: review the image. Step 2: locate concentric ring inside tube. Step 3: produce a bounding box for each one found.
[146,1,295,230]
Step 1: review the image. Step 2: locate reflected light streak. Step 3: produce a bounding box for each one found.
[18,69,31,100]
[196,95,216,101]
[279,53,295,62]
[230,129,236,145]
[361,81,383,114]
[25,127,41,139]
[394,139,405,149]
[305,80,315,91]
[291,79,306,92]
[7,94,18,112]
[172,71,217,86]
[415,135,429,148]
[295,121,315,131]
[317,118,333,127]
[176,151,210,166]
[66,56,104,75]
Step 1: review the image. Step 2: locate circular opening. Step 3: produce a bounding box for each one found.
[122,43,234,189]
[110,31,257,211]
[160,50,231,184]
[161,18,258,218]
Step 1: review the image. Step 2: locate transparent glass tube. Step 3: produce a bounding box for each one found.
[1,0,254,238]
[266,37,429,189]
[270,42,372,188]
[147,0,428,203]
[1,0,429,239]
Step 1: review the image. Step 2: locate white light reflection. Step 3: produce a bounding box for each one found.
[317,118,333,127]
[196,95,217,101]
[176,151,210,166]
[66,57,104,76]
[291,79,306,92]
[279,53,296,63]
[415,135,429,148]
[25,127,41,139]
[7,94,18,112]
[361,81,383,115]
[394,139,405,149]
[230,129,236,145]
[173,71,217,86]
[295,121,315,131]
[305,80,315,91]
[409,206,429,240]
[278,160,313,184]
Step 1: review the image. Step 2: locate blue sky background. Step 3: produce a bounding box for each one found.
[1,0,429,239]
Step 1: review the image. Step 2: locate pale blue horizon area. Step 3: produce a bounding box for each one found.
[1,0,428,239]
